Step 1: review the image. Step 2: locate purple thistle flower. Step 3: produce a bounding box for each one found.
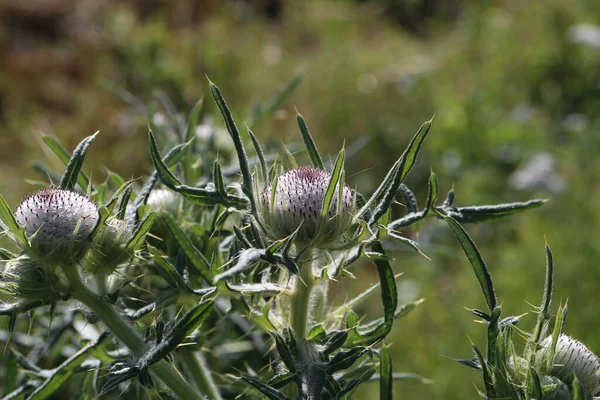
[15,189,99,264]
[258,167,354,247]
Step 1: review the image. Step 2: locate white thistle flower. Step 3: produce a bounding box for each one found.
[15,189,99,264]
[258,167,354,247]
[539,334,600,396]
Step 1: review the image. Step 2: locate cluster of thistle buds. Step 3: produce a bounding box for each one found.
[2,188,137,302]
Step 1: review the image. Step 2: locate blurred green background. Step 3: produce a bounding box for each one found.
[1,1,600,398]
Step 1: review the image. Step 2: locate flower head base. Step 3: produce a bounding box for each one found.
[258,167,354,247]
[15,189,99,264]
[538,334,600,396]
[0,255,65,303]
[82,217,133,274]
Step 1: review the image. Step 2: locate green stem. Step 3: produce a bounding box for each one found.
[62,265,204,400]
[178,350,223,400]
[291,250,318,339]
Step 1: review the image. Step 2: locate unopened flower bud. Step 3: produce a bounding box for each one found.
[540,375,571,400]
[82,217,133,274]
[538,334,600,396]
[0,255,65,303]
[258,168,354,247]
[15,189,99,264]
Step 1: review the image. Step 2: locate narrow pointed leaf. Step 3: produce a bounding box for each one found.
[439,199,547,223]
[28,332,109,400]
[546,303,568,372]
[530,245,554,358]
[271,332,296,373]
[149,130,248,208]
[148,245,187,289]
[225,282,286,295]
[349,241,397,346]
[0,195,27,245]
[362,120,432,224]
[473,345,494,398]
[125,212,156,252]
[213,161,226,195]
[209,81,256,211]
[242,377,290,400]
[186,98,204,142]
[317,148,345,236]
[326,346,369,373]
[213,248,266,283]
[379,347,392,400]
[297,113,324,170]
[248,129,268,180]
[441,215,497,311]
[162,214,213,284]
[572,377,585,400]
[43,135,92,191]
[59,132,97,191]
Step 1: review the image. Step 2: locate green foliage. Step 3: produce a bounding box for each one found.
[0,76,550,399]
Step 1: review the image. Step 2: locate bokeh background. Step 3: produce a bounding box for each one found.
[1,1,600,399]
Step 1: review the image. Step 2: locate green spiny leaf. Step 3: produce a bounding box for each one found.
[364,119,432,225]
[162,214,213,284]
[125,212,156,252]
[297,113,324,170]
[209,80,256,212]
[186,97,204,142]
[27,332,109,400]
[441,215,497,311]
[242,377,290,400]
[59,132,97,191]
[317,147,345,238]
[379,347,392,400]
[0,195,27,245]
[248,129,268,180]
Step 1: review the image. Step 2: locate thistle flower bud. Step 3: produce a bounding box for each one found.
[82,217,133,274]
[15,189,99,264]
[540,375,571,400]
[258,168,354,247]
[0,255,65,303]
[538,334,600,396]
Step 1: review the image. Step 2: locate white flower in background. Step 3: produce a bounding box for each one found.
[15,189,99,264]
[147,188,179,214]
[258,167,354,248]
[509,153,565,193]
[539,334,600,397]
[569,24,600,48]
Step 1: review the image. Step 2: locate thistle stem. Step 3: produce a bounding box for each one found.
[177,350,223,400]
[62,265,204,400]
[291,249,319,339]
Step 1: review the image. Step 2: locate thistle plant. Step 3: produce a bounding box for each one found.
[0,76,547,399]
[445,215,600,399]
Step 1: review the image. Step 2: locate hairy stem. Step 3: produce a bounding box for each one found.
[62,265,204,400]
[178,350,223,400]
[291,249,323,339]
